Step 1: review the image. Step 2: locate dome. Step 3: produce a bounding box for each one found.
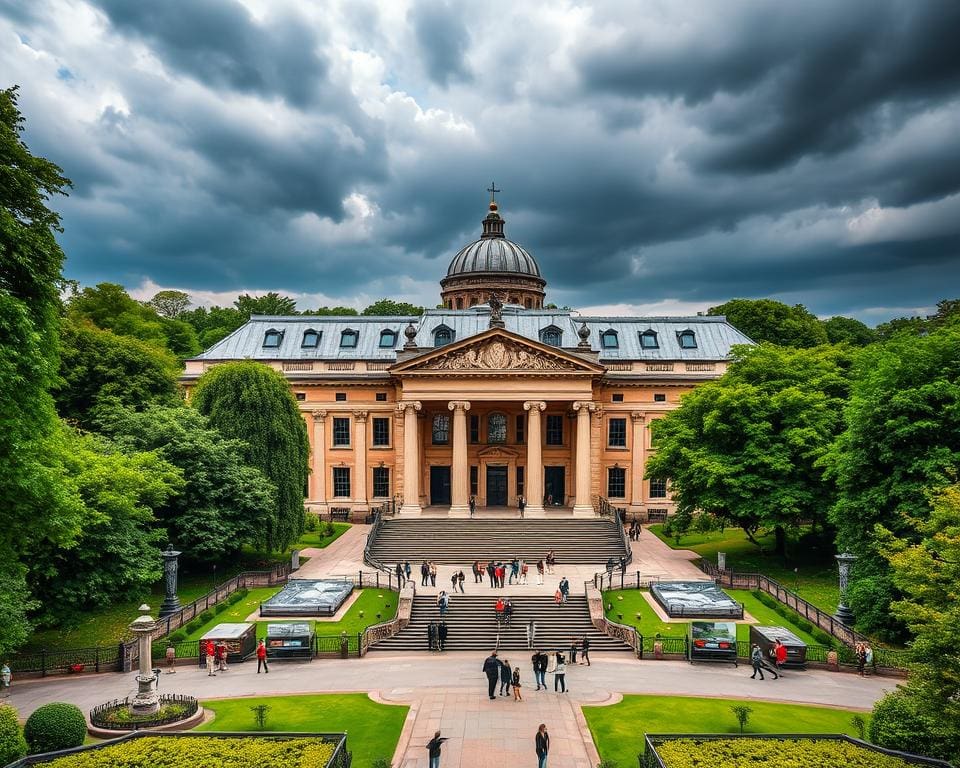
[446,237,541,277]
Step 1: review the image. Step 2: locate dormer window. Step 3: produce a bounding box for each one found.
[262,329,283,348]
[540,326,562,347]
[600,329,619,349]
[301,329,320,348]
[677,330,697,349]
[379,329,398,348]
[639,330,659,349]
[433,325,454,347]
[340,329,359,348]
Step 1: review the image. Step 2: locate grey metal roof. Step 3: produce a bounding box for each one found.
[446,237,541,277]
[194,307,753,362]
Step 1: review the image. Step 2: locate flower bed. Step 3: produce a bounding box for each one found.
[89,695,199,730]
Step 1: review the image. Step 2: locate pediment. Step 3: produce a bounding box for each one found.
[477,445,521,459]
[391,329,604,375]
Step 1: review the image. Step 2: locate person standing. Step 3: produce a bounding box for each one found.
[533,650,547,690]
[773,639,787,677]
[205,640,216,677]
[421,561,430,587]
[473,560,482,584]
[619,556,627,577]
[395,562,404,585]
[512,666,523,701]
[518,495,526,518]
[856,643,867,677]
[487,561,496,587]
[568,637,578,665]
[438,621,448,652]
[526,620,537,650]
[554,588,563,607]
[0,662,11,697]
[499,657,512,697]
[469,495,477,518]
[483,651,501,699]
[535,724,550,768]
[457,570,466,593]
[559,577,569,604]
[504,599,513,627]
[429,561,437,587]
[495,597,505,625]
[546,550,556,575]
[520,560,529,585]
[428,621,437,651]
[404,560,412,583]
[581,636,591,667]
[256,640,269,673]
[216,641,228,672]
[438,590,449,617]
[553,653,567,693]
[451,572,459,594]
[536,558,545,585]
[425,730,448,768]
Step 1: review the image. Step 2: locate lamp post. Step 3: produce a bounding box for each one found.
[129,604,159,715]
[159,544,182,619]
[834,552,858,626]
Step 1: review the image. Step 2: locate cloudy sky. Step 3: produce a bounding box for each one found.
[3,0,959,322]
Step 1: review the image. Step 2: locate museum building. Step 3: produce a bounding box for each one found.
[182,198,753,519]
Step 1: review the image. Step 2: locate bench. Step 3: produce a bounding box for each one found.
[647,508,669,523]
[329,507,351,522]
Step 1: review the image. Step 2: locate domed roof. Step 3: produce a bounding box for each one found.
[445,200,542,279]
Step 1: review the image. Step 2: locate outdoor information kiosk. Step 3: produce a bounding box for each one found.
[266,622,315,660]
[199,623,257,663]
[750,625,808,668]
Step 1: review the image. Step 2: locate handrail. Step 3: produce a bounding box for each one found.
[594,495,633,566]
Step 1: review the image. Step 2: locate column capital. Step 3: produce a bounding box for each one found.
[447,400,471,412]
[397,400,422,413]
[353,410,369,422]
[630,411,646,423]
[523,401,546,412]
[312,409,328,421]
[572,401,596,412]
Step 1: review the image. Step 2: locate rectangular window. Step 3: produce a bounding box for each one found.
[469,414,479,443]
[335,392,347,402]
[608,418,627,448]
[372,467,390,498]
[516,466,525,497]
[546,414,564,445]
[654,393,666,402]
[612,393,624,402]
[333,467,351,498]
[295,392,306,401]
[470,466,479,496]
[608,466,626,498]
[375,392,387,402]
[649,477,668,498]
[515,415,525,444]
[432,414,450,445]
[372,417,390,447]
[332,417,351,447]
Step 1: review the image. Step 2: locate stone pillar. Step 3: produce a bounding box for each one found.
[130,606,159,715]
[353,411,368,508]
[572,401,596,517]
[523,401,546,517]
[448,400,471,517]
[630,411,646,509]
[398,401,422,515]
[312,410,328,505]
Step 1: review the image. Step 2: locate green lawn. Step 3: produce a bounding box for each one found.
[197,693,407,768]
[649,524,840,612]
[181,588,399,641]
[296,522,350,549]
[584,695,870,768]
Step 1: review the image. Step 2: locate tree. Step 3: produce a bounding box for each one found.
[147,290,191,319]
[823,324,960,639]
[303,305,359,316]
[708,299,828,347]
[875,298,960,340]
[868,485,960,763]
[822,316,876,347]
[95,403,276,561]
[647,344,852,555]
[234,292,298,316]
[192,362,309,551]
[179,304,247,349]
[731,705,753,734]
[361,299,424,316]
[55,319,180,426]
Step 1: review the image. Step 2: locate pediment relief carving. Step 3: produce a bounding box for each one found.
[427,338,583,372]
[477,445,520,458]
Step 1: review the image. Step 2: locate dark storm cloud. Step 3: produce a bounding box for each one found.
[409,0,473,87]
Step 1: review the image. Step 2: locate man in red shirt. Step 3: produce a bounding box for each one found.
[774,639,788,677]
[256,640,269,674]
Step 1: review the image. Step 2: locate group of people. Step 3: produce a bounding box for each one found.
[426,621,449,651]
[474,558,533,587]
[628,520,642,541]
[855,642,874,677]
[202,639,269,676]
[553,577,570,605]
[604,557,628,578]
[749,639,788,680]
[467,495,528,518]
[483,649,573,701]
[425,724,551,768]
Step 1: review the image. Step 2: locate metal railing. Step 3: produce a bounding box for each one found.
[89,694,199,731]
[593,496,633,566]
[8,643,121,677]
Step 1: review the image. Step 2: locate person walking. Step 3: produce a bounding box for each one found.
[559,577,569,604]
[438,590,449,617]
[509,558,519,585]
[438,621,448,652]
[518,495,526,518]
[499,657,512,697]
[487,561,496,587]
[750,643,778,680]
[546,550,556,575]
[425,730,447,768]
[605,558,615,580]
[512,666,523,701]
[396,561,405,585]
[526,620,537,650]
[429,561,437,587]
[619,556,627,577]
[216,641,228,672]
[773,639,787,677]
[469,495,477,517]
[581,635,591,667]
[504,599,513,627]
[404,560,412,583]
[483,651,501,699]
[535,724,550,768]
[495,597,505,625]
[520,560,529,585]
[554,588,563,607]
[553,652,567,693]
[568,637,578,665]
[457,570,466,594]
[421,561,430,587]
[533,650,547,690]
[205,640,216,677]
[536,558,545,585]
[256,640,269,674]
[165,642,176,673]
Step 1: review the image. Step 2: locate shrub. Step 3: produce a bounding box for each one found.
[214,603,226,615]
[304,514,317,532]
[730,705,752,734]
[23,702,87,754]
[370,759,392,768]
[168,630,187,643]
[654,738,919,767]
[869,690,957,763]
[322,521,335,538]
[693,513,716,535]
[199,611,214,623]
[184,620,201,633]
[0,704,28,765]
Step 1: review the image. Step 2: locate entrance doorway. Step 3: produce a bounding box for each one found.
[430,466,451,506]
[544,466,565,506]
[486,466,508,506]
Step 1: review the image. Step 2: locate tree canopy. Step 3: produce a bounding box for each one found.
[147,289,191,319]
[361,298,424,316]
[192,362,309,551]
[708,298,829,347]
[822,315,876,346]
[234,292,298,316]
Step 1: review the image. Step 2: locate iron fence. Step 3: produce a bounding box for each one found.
[594,571,662,591]
[7,643,121,676]
[89,694,199,731]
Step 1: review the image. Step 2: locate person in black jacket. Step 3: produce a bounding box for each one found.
[532,650,548,690]
[482,651,500,699]
[535,724,550,768]
[437,621,448,652]
[499,657,512,696]
[425,730,447,768]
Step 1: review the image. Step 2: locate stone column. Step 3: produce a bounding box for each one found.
[630,411,646,509]
[312,410,328,505]
[130,606,159,715]
[448,400,471,517]
[353,410,368,508]
[398,401,422,515]
[523,401,546,517]
[572,401,596,517]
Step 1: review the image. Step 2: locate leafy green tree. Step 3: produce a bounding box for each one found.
[234,292,298,316]
[708,299,828,347]
[192,362,309,551]
[179,304,247,349]
[147,289,191,318]
[55,319,180,426]
[0,704,28,765]
[823,324,960,639]
[822,316,876,347]
[868,485,960,763]
[875,298,960,340]
[303,305,359,316]
[95,403,276,561]
[647,344,852,555]
[361,299,424,316]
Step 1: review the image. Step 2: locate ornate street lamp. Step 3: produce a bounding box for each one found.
[834,552,858,626]
[158,544,182,619]
[129,605,159,715]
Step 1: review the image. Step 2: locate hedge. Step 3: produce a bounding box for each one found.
[653,738,914,768]
[23,703,86,755]
[32,736,335,767]
[0,704,27,766]
[751,591,838,648]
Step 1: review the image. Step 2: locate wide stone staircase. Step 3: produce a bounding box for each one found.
[367,518,627,566]
[369,594,632,653]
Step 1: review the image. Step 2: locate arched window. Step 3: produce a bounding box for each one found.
[600,329,619,349]
[525,298,532,309]
[301,329,320,348]
[340,329,359,348]
[540,326,562,347]
[487,413,507,443]
[456,297,463,309]
[639,330,658,349]
[677,330,697,349]
[262,329,283,348]
[379,329,397,348]
[433,325,454,347]
[432,413,450,444]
